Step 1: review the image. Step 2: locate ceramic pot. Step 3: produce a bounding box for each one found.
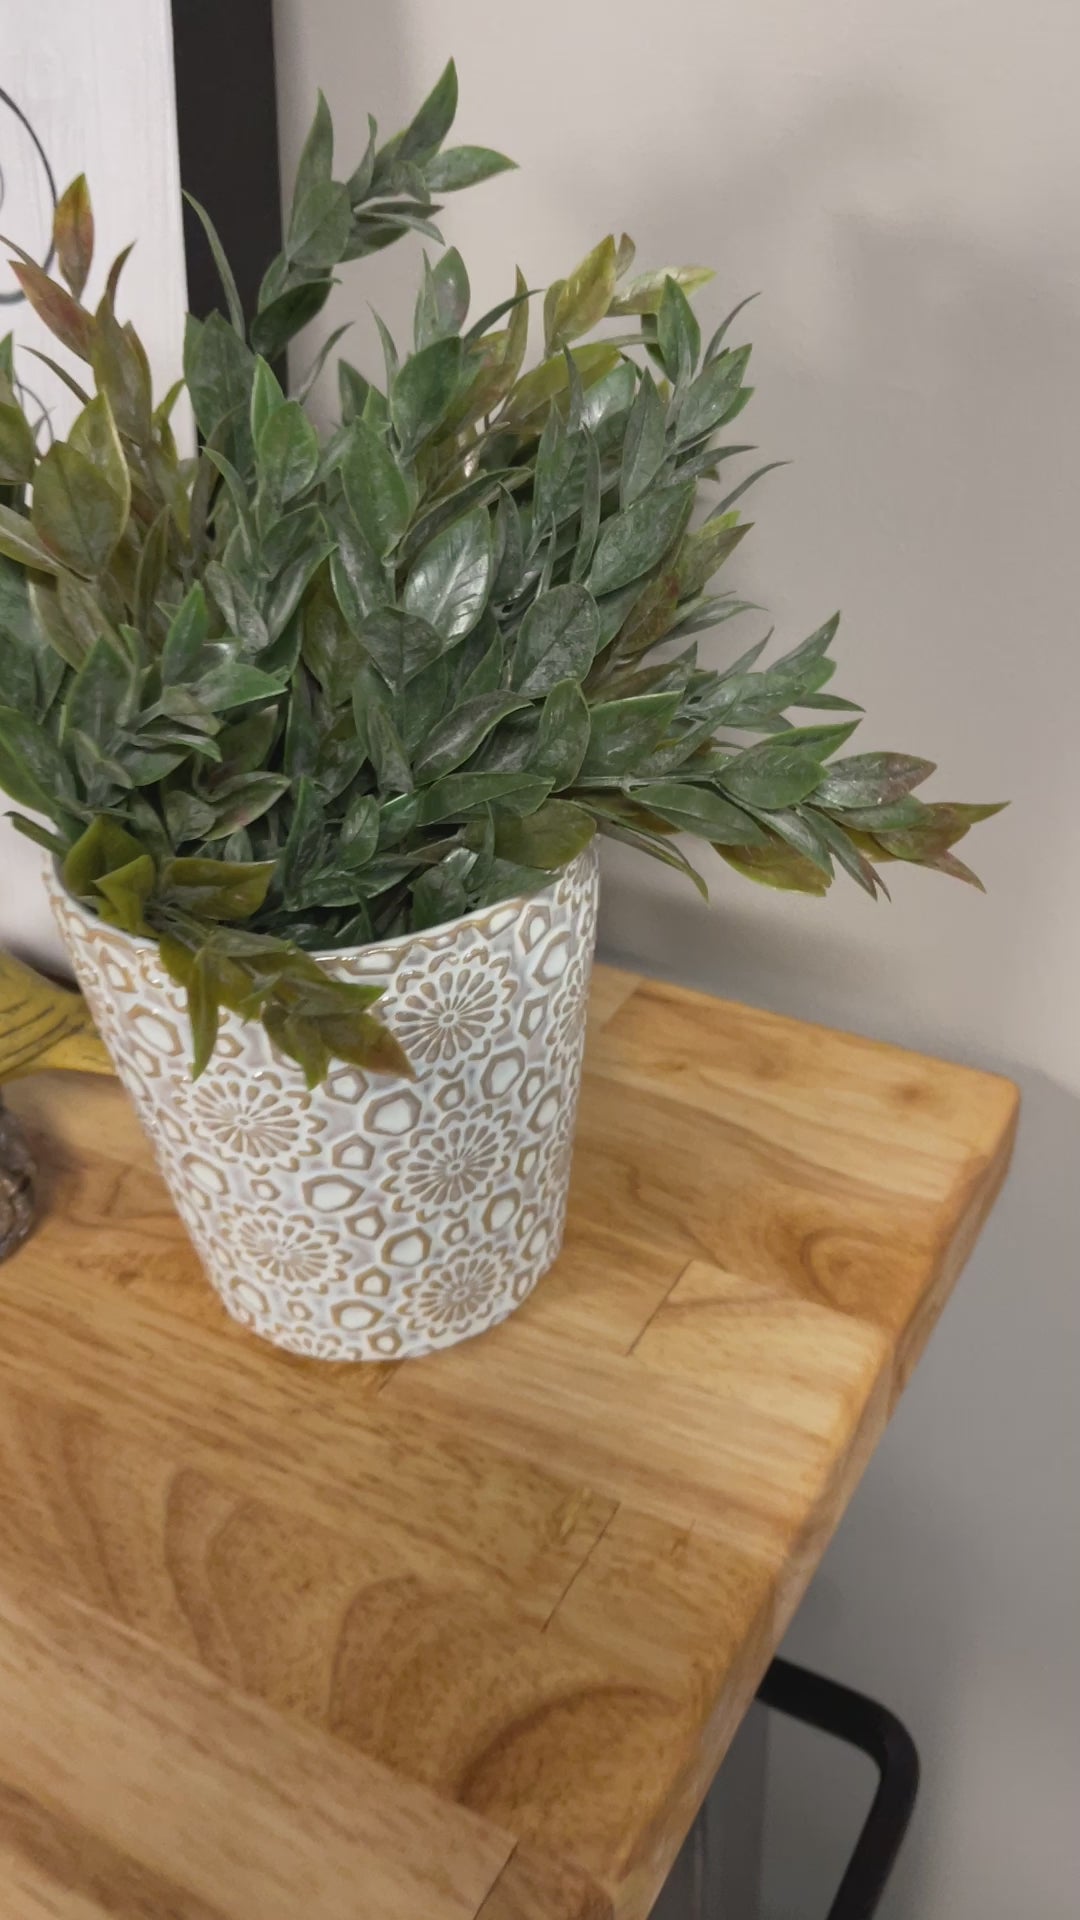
[46,846,598,1360]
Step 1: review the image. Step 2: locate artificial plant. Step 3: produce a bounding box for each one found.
[0,61,1001,1086]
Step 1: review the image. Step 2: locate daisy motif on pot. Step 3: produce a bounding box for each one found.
[400,1251,504,1341]
[383,1113,510,1220]
[390,950,516,1067]
[183,1069,327,1175]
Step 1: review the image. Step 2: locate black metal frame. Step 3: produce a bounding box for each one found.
[170,0,282,324]
[754,1657,920,1920]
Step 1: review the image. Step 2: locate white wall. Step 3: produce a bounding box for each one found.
[273,3,1080,1914]
[0,0,188,968]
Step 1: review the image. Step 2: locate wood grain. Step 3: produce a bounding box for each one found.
[1,965,1017,1919]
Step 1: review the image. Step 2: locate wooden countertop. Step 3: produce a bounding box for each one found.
[0,965,1017,1920]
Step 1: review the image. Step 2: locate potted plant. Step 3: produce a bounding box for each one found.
[0,62,1001,1358]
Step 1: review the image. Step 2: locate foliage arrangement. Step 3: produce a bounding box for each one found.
[0,61,1001,1085]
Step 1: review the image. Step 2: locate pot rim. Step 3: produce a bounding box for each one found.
[47,841,597,964]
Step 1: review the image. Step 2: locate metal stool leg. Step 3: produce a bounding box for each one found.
[755,1657,920,1920]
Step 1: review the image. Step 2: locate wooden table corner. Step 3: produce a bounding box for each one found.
[0,964,1018,1919]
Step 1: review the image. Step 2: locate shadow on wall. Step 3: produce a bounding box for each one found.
[760,1060,1080,1920]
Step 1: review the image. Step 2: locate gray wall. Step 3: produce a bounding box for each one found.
[271,3,1080,1913]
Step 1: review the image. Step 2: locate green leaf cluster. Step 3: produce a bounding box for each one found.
[0,66,1002,1085]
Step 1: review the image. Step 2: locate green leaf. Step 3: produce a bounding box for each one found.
[717,839,831,896]
[589,801,709,898]
[424,145,516,191]
[62,816,146,899]
[510,583,599,695]
[159,856,277,921]
[805,810,882,898]
[743,804,836,877]
[31,442,126,576]
[205,773,291,839]
[399,468,521,572]
[339,791,380,865]
[609,265,714,316]
[341,421,411,556]
[250,281,333,360]
[6,810,66,855]
[587,481,694,597]
[396,58,458,164]
[677,347,751,445]
[328,507,387,628]
[532,678,590,788]
[0,401,37,484]
[493,798,595,870]
[280,776,326,904]
[410,851,471,930]
[205,562,269,655]
[656,275,701,385]
[183,310,254,437]
[620,372,665,508]
[133,506,170,633]
[90,308,152,444]
[464,281,534,345]
[53,173,94,300]
[257,400,319,504]
[813,752,937,809]
[186,949,221,1079]
[292,90,334,209]
[29,572,105,668]
[719,741,826,810]
[0,504,61,575]
[569,428,602,584]
[0,703,68,814]
[579,691,682,778]
[64,636,131,744]
[352,670,413,793]
[869,801,1006,862]
[7,257,94,359]
[359,605,445,693]
[68,393,130,518]
[397,651,449,756]
[182,191,245,334]
[390,335,463,452]
[338,360,370,423]
[0,553,61,714]
[94,853,155,934]
[501,342,621,426]
[414,691,530,782]
[703,292,759,363]
[415,247,470,347]
[674,517,751,599]
[403,506,491,639]
[635,780,766,844]
[287,179,352,270]
[196,658,287,711]
[300,581,353,705]
[366,700,414,794]
[422,770,547,819]
[547,236,617,350]
[162,585,210,682]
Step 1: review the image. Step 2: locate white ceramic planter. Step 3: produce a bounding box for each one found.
[47,846,598,1360]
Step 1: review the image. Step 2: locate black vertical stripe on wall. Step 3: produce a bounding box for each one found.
[170,0,282,327]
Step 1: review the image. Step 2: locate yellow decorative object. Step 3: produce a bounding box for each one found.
[0,950,114,1083]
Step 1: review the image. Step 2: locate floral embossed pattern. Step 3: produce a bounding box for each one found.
[46,847,599,1361]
